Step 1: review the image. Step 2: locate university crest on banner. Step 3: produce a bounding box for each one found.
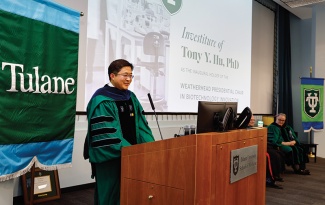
[304,89,320,118]
[0,0,80,181]
[301,77,324,132]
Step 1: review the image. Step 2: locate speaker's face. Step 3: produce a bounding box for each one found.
[110,66,133,90]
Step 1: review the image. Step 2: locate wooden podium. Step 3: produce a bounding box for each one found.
[121,128,267,205]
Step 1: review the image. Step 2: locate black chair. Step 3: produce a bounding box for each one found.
[235,107,252,129]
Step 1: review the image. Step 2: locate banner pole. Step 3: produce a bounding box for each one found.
[308,66,315,158]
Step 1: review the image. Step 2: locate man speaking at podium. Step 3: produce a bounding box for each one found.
[84,59,155,205]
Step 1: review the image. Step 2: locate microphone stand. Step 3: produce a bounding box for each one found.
[148,93,163,140]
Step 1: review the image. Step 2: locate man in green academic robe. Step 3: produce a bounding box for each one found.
[84,59,155,205]
[267,113,309,175]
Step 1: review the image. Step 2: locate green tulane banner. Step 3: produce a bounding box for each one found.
[0,0,80,181]
[301,77,324,132]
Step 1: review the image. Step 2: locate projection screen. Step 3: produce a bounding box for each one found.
[57,0,274,114]
[85,0,253,112]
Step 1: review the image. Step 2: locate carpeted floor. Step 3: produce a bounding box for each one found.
[14,157,325,205]
[266,157,325,205]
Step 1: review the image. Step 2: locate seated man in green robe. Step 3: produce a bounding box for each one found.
[267,113,309,175]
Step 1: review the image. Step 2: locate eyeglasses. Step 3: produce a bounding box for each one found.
[116,73,134,79]
[277,119,286,122]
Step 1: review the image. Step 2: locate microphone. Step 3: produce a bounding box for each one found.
[147,93,163,140]
[147,92,155,111]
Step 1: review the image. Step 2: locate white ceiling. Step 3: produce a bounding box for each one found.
[272,0,320,19]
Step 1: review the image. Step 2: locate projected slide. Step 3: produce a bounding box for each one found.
[86,0,252,112]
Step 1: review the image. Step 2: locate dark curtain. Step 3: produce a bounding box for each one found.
[277,6,293,127]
